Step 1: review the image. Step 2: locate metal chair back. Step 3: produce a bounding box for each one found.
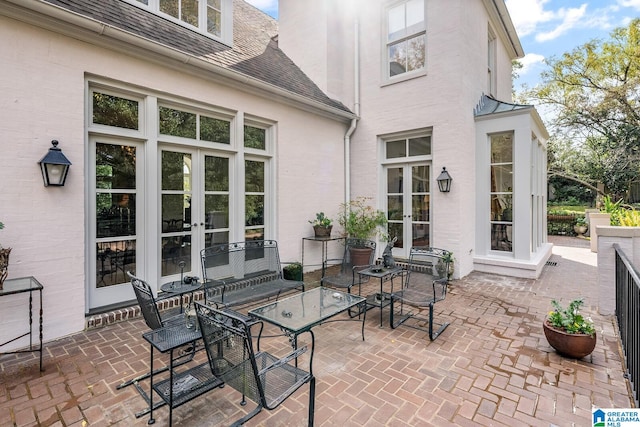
[321,238,376,291]
[128,272,164,330]
[195,303,315,426]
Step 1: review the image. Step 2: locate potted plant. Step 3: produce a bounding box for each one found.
[574,216,588,236]
[543,298,596,359]
[282,262,303,281]
[0,221,11,289]
[436,251,455,280]
[309,212,333,238]
[338,197,387,266]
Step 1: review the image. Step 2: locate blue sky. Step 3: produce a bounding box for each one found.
[246,0,640,91]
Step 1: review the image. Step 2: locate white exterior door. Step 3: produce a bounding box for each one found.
[385,163,431,258]
[160,147,232,282]
[89,137,143,309]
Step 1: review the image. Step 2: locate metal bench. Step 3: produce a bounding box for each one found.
[201,240,305,308]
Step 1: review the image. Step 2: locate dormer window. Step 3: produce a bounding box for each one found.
[127,0,232,45]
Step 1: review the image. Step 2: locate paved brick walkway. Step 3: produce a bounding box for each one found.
[0,236,634,426]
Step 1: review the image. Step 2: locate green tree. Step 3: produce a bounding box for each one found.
[526,19,640,200]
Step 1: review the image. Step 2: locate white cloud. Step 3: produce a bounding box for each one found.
[505,0,555,37]
[618,0,640,10]
[518,53,546,75]
[535,4,587,42]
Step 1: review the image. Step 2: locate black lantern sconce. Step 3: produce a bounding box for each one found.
[38,140,72,186]
[436,167,453,193]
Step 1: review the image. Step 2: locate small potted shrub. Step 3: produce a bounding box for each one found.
[574,216,588,236]
[338,197,387,265]
[543,298,596,359]
[309,212,333,238]
[282,262,303,281]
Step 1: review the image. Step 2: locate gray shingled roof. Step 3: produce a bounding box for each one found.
[40,0,351,114]
[474,94,532,117]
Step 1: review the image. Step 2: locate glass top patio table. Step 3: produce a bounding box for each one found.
[249,286,366,334]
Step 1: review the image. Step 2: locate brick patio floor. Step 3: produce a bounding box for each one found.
[0,236,635,426]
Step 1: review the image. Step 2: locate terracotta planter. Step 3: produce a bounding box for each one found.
[543,320,596,359]
[349,247,372,267]
[313,225,332,238]
[0,247,11,289]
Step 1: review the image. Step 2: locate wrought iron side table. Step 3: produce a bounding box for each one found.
[301,235,345,279]
[0,276,44,371]
[358,266,405,327]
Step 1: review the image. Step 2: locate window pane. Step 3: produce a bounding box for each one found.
[387,167,403,193]
[96,143,136,189]
[96,240,136,288]
[491,194,512,221]
[245,160,264,192]
[386,139,406,158]
[182,0,198,25]
[204,156,228,191]
[388,222,403,248]
[406,0,424,29]
[388,195,403,220]
[160,0,178,18]
[408,136,430,156]
[491,223,512,251]
[96,193,136,238]
[208,0,221,8]
[93,92,139,129]
[412,195,429,221]
[406,35,425,72]
[388,4,404,40]
[491,133,513,162]
[389,42,407,76]
[162,236,191,276]
[159,106,197,139]
[205,195,229,229]
[245,228,264,242]
[162,151,192,191]
[245,195,264,227]
[244,125,266,150]
[201,116,230,143]
[412,223,429,247]
[207,7,221,36]
[412,165,429,192]
[162,194,191,232]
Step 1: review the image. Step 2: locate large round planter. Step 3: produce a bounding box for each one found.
[349,247,372,267]
[0,247,11,290]
[313,225,332,238]
[573,225,587,236]
[543,320,596,359]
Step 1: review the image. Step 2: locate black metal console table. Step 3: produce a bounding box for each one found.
[0,276,44,371]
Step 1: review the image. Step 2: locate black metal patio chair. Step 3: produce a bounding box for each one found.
[389,247,451,341]
[321,238,376,296]
[195,303,316,426]
[117,273,196,390]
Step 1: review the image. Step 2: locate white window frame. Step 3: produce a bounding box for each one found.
[122,0,233,46]
[382,0,427,84]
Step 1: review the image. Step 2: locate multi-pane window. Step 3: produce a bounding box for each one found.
[128,0,229,42]
[386,135,431,159]
[159,105,231,144]
[386,0,426,78]
[490,132,513,252]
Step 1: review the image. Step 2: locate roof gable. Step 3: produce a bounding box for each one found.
[35,0,351,115]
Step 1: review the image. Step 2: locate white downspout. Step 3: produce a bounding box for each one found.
[344,19,360,204]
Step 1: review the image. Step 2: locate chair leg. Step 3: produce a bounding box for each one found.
[428,302,450,341]
[308,376,316,427]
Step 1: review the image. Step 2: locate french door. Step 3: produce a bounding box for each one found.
[89,138,143,309]
[160,147,231,281]
[385,163,431,258]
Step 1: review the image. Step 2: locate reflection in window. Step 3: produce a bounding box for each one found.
[96,240,136,288]
[387,0,425,78]
[244,125,266,150]
[93,92,138,130]
[201,116,230,144]
[386,135,431,159]
[245,160,265,239]
[159,106,197,139]
[490,132,513,252]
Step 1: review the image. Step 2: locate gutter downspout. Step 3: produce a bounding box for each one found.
[344,19,360,204]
